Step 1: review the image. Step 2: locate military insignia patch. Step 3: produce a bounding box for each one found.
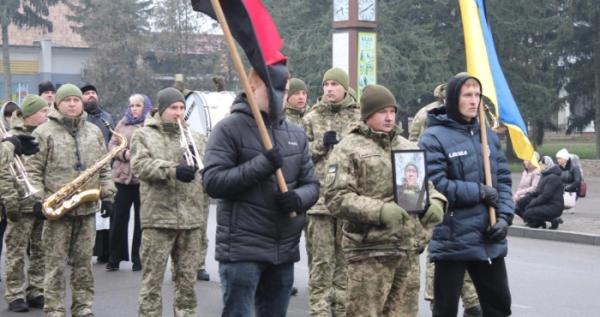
[324,164,338,187]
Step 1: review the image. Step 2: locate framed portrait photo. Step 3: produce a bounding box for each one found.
[392,149,429,214]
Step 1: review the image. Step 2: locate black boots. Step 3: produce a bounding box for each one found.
[549,217,564,230]
[197,269,210,281]
[463,304,483,317]
[9,298,29,312]
[27,295,44,309]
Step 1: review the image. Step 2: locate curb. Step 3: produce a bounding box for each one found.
[509,226,600,246]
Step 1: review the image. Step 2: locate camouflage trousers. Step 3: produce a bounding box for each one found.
[306,214,346,317]
[43,214,96,317]
[138,227,201,317]
[198,221,208,271]
[424,254,480,309]
[4,213,44,302]
[346,254,420,317]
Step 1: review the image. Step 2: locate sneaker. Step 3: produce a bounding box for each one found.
[291,287,298,296]
[132,262,142,272]
[27,295,44,309]
[463,304,483,317]
[106,262,119,272]
[197,269,210,281]
[8,298,29,312]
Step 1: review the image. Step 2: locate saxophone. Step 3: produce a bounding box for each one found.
[42,128,127,220]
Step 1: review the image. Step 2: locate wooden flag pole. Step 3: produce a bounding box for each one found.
[479,101,496,226]
[209,0,296,218]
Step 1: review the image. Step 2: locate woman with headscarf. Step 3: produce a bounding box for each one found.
[517,156,564,229]
[513,152,541,204]
[556,148,581,213]
[106,94,152,271]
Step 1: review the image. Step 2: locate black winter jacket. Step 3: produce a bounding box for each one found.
[202,94,319,264]
[526,165,564,214]
[418,75,514,262]
[559,159,581,193]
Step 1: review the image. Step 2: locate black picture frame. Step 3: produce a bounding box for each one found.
[392,149,429,214]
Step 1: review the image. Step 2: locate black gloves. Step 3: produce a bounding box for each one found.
[176,164,197,183]
[33,202,46,220]
[323,131,338,148]
[480,184,498,207]
[3,135,40,156]
[101,200,113,218]
[486,218,509,242]
[275,190,303,214]
[265,147,283,170]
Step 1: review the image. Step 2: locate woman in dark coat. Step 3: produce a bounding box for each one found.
[519,156,564,229]
[106,94,152,271]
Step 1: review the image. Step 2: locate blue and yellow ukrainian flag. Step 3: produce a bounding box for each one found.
[459,0,536,163]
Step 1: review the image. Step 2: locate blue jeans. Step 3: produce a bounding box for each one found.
[219,261,294,317]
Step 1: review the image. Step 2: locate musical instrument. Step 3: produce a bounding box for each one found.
[177,118,203,171]
[0,119,39,198]
[42,128,127,220]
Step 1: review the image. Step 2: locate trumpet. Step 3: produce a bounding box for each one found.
[0,120,39,198]
[177,118,203,171]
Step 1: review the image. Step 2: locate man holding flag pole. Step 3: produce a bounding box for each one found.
[418,0,526,316]
[193,0,319,315]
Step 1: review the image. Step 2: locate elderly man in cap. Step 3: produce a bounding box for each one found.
[38,81,56,107]
[302,67,361,317]
[26,84,115,317]
[285,77,309,126]
[1,94,50,312]
[324,84,445,316]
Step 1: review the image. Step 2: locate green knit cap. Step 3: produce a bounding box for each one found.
[322,67,349,91]
[55,84,83,105]
[360,84,397,120]
[20,94,48,118]
[287,78,307,100]
[157,87,185,115]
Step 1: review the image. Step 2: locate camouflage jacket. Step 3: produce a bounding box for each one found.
[324,122,446,256]
[408,100,443,142]
[0,113,36,213]
[284,103,305,127]
[131,111,207,230]
[302,93,361,214]
[26,108,115,216]
[0,142,14,167]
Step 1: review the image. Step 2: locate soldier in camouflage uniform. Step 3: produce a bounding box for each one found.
[195,192,210,282]
[408,84,446,142]
[1,95,50,312]
[303,67,361,317]
[284,77,308,126]
[26,84,116,317]
[411,80,483,317]
[324,84,446,317]
[131,87,207,317]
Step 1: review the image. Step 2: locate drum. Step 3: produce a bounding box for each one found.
[184,91,235,135]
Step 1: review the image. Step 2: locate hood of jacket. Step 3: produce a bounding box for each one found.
[444,74,482,124]
[230,92,286,126]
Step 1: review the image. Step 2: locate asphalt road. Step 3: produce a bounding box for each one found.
[1,206,599,316]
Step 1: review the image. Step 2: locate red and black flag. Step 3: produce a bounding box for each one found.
[191,0,289,121]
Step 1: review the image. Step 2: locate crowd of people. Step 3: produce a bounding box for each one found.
[4,67,585,316]
[513,147,585,230]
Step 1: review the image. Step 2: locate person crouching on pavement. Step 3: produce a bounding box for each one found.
[324,84,446,316]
